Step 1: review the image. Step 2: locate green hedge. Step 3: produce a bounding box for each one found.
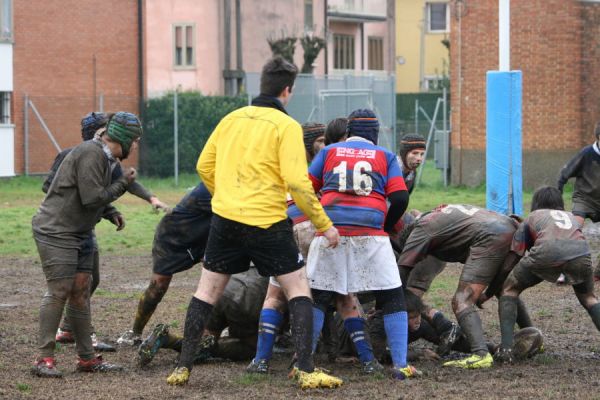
[139,92,247,177]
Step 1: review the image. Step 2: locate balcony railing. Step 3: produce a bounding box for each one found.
[327,0,387,21]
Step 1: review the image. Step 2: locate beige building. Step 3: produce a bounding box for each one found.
[395,0,449,93]
[144,0,396,97]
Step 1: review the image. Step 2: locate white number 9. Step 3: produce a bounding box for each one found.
[550,210,572,230]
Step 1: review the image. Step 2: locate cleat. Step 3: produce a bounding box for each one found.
[443,352,493,369]
[556,273,567,285]
[31,357,63,378]
[361,359,385,375]
[289,367,343,389]
[246,358,269,374]
[91,333,116,352]
[76,355,124,372]
[193,334,216,364]
[391,365,421,380]
[138,324,169,367]
[117,329,142,346]
[167,367,190,386]
[55,328,74,344]
[437,323,461,356]
[494,347,514,364]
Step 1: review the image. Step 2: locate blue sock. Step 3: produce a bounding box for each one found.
[254,308,283,361]
[383,311,408,368]
[311,307,325,353]
[344,317,374,363]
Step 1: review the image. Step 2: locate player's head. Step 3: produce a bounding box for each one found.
[259,56,298,105]
[531,186,564,211]
[302,122,326,161]
[105,111,143,160]
[325,118,348,145]
[347,109,379,145]
[405,290,425,332]
[81,112,109,141]
[399,134,426,171]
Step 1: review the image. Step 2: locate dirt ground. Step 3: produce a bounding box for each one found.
[3,226,600,399]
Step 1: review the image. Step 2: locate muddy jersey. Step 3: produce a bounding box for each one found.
[511,209,590,264]
[308,137,407,236]
[171,182,212,215]
[557,144,600,214]
[399,204,518,266]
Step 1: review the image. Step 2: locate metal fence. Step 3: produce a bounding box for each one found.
[245,73,398,152]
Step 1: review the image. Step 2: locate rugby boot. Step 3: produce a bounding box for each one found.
[556,273,567,285]
[443,352,493,369]
[91,333,116,352]
[55,328,75,344]
[246,358,269,374]
[31,357,63,378]
[167,367,190,386]
[117,329,142,346]
[138,324,169,367]
[391,365,421,380]
[288,366,343,389]
[193,334,216,364]
[361,359,385,375]
[494,347,514,364]
[76,355,124,373]
[436,322,461,356]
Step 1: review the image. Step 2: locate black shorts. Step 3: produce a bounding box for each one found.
[204,214,303,277]
[152,210,212,276]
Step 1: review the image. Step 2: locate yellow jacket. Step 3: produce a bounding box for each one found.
[197,105,333,232]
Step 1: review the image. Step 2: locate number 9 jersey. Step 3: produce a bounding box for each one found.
[308,137,407,236]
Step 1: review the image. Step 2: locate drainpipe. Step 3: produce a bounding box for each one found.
[137,0,144,117]
[224,0,232,95]
[235,0,243,93]
[324,0,328,74]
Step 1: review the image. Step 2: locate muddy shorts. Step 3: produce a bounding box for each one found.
[294,220,317,261]
[572,202,600,223]
[511,254,593,292]
[406,256,447,292]
[204,214,303,277]
[34,233,94,281]
[306,236,401,294]
[152,209,212,276]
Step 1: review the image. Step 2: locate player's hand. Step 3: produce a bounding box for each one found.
[323,226,339,248]
[123,167,137,184]
[476,292,489,309]
[112,214,126,231]
[421,349,441,361]
[150,196,170,213]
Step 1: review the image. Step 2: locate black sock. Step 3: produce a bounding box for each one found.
[498,296,518,349]
[456,307,487,355]
[431,311,453,334]
[515,298,533,328]
[289,296,315,373]
[587,303,600,331]
[178,297,213,370]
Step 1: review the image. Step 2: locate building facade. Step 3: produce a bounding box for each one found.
[449,0,600,188]
[395,0,450,93]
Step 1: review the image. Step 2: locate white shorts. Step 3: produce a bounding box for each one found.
[306,236,402,295]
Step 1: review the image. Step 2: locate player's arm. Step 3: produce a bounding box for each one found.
[383,154,409,233]
[77,151,130,209]
[196,127,219,195]
[280,123,332,233]
[557,148,585,192]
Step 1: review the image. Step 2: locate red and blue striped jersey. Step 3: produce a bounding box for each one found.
[308,137,407,236]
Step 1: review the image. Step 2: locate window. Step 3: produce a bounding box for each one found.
[173,24,195,68]
[304,0,313,31]
[0,0,12,42]
[368,36,383,70]
[427,2,448,33]
[333,34,355,70]
[0,92,11,124]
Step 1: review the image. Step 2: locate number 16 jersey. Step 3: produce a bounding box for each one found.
[308,137,407,236]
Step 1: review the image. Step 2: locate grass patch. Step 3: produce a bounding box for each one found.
[94,288,136,300]
[233,373,271,385]
[16,383,31,394]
